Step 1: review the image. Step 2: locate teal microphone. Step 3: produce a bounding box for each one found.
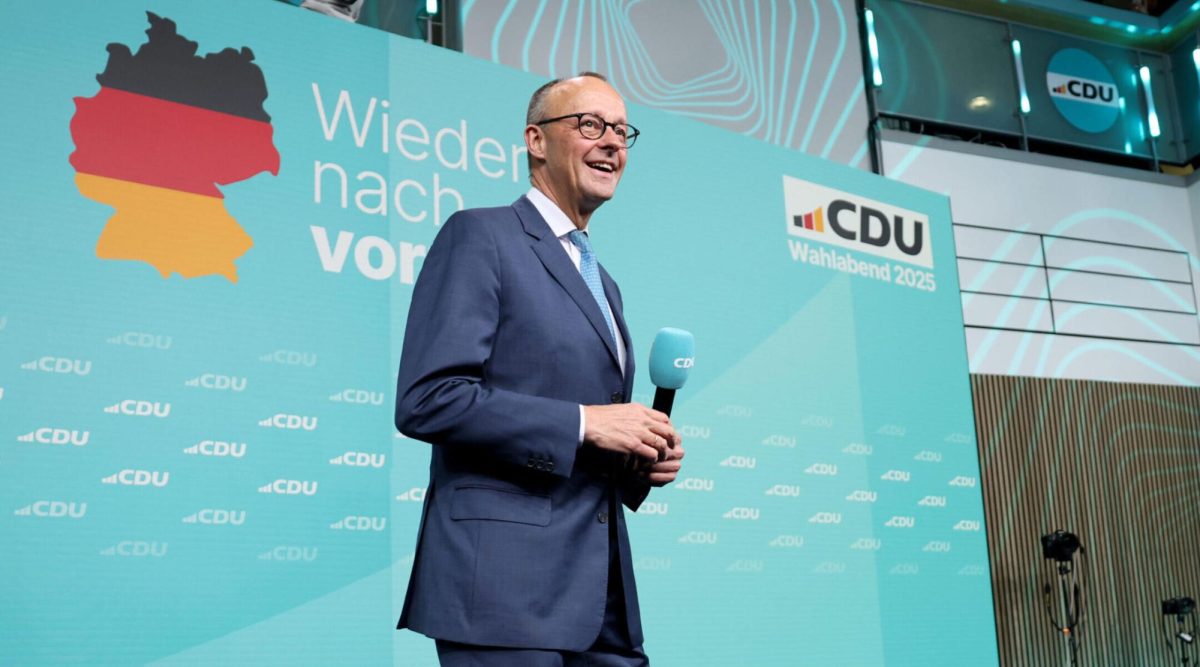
[648,327,695,417]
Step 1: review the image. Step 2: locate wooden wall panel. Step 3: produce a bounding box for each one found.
[971,375,1200,667]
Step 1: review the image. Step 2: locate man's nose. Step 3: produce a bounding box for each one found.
[596,125,623,149]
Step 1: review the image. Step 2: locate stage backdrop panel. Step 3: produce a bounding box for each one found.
[0,2,997,665]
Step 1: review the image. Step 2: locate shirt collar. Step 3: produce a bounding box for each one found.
[527,187,587,238]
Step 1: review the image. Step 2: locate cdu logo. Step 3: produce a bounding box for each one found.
[183,509,246,525]
[1046,48,1119,133]
[100,541,168,558]
[102,470,170,487]
[258,546,318,562]
[677,531,718,545]
[804,463,838,476]
[107,331,173,349]
[329,389,385,405]
[640,501,669,515]
[783,176,932,268]
[185,374,247,391]
[761,434,796,448]
[769,534,804,548]
[104,400,171,418]
[184,440,247,458]
[880,469,911,482]
[14,501,88,519]
[850,537,882,551]
[813,561,846,575]
[634,556,672,571]
[259,413,318,430]
[330,516,387,531]
[726,559,765,573]
[765,484,801,497]
[330,451,386,468]
[845,490,877,503]
[722,506,761,521]
[21,356,92,376]
[260,350,317,367]
[678,425,710,439]
[19,428,90,446]
[842,442,872,455]
[258,479,318,496]
[719,455,756,469]
[801,415,834,428]
[675,477,714,492]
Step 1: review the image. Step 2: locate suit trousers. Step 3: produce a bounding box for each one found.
[434,495,649,667]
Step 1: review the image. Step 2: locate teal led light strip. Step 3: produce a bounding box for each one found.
[1139,66,1160,138]
[865,9,883,87]
[1012,40,1030,114]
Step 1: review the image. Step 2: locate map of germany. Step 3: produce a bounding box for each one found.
[69,13,279,282]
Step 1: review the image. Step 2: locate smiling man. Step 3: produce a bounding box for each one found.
[394,73,685,666]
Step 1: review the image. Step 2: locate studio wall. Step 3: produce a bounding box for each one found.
[972,374,1200,667]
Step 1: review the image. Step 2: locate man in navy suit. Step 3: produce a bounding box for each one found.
[395,72,685,666]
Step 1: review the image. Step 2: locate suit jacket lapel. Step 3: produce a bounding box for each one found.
[514,197,622,369]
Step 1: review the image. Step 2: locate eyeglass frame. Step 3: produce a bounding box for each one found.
[534,112,640,148]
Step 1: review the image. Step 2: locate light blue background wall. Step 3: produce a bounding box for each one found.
[1,2,995,664]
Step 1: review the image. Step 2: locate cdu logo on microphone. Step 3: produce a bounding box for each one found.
[649,328,695,390]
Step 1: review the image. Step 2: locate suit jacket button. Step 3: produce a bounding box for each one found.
[597,511,608,524]
[527,460,536,468]
[546,461,555,471]
[610,392,623,403]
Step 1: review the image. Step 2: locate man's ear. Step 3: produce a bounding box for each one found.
[525,125,546,161]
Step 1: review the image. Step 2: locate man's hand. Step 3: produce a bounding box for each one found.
[641,443,684,487]
[583,403,680,463]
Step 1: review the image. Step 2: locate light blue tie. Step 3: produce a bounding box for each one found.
[567,230,617,347]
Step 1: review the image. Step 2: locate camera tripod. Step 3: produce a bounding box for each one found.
[1044,558,1082,667]
[1164,610,1197,666]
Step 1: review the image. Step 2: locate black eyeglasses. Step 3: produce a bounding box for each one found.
[536,112,640,148]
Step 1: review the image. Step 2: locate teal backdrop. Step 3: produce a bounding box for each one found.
[0,1,999,664]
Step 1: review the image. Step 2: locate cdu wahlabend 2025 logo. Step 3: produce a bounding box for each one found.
[1046,48,1119,134]
[782,176,932,269]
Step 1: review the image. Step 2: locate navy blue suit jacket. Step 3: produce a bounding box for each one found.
[395,195,651,650]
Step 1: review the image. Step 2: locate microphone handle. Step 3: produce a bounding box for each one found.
[653,387,675,417]
[625,387,676,473]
